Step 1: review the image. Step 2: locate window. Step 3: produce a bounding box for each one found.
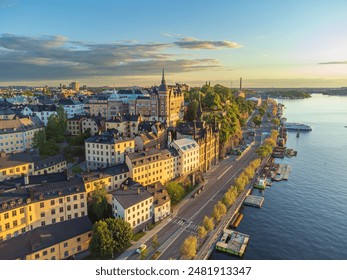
[67,205,71,211]
[81,202,85,208]
[40,212,45,218]
[64,242,68,248]
[40,202,44,208]
[80,194,84,199]
[77,237,81,242]
[59,198,63,204]
[67,214,71,220]
[51,209,56,215]
[50,248,55,253]
[67,197,71,202]
[59,207,64,213]
[5,223,10,230]
[4,213,9,219]
[41,221,46,226]
[64,251,69,258]
[35,254,40,259]
[20,208,24,214]
[74,204,78,210]
[43,251,47,256]
[74,213,78,218]
[50,200,55,206]
[77,246,82,252]
[73,195,77,201]
[13,220,18,227]
[52,218,56,224]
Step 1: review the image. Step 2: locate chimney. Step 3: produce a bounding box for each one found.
[24,175,29,185]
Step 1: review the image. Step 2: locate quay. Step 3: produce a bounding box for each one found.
[244,195,264,208]
[274,164,291,181]
[215,229,250,257]
[229,213,243,229]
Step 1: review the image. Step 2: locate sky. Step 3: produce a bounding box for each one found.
[1,0,347,88]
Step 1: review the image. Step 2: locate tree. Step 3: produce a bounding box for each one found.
[271,118,280,126]
[180,235,197,259]
[89,218,132,259]
[140,248,148,260]
[197,226,207,239]
[88,184,110,222]
[152,233,160,250]
[222,188,237,206]
[256,145,273,158]
[106,218,133,253]
[184,100,198,122]
[212,201,227,221]
[33,130,60,158]
[252,115,262,127]
[89,220,115,259]
[203,216,214,231]
[166,182,185,205]
[45,106,67,143]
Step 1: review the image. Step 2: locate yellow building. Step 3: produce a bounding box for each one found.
[85,132,135,171]
[0,216,92,260]
[0,152,66,181]
[0,116,44,154]
[0,176,87,242]
[125,148,178,187]
[105,113,142,138]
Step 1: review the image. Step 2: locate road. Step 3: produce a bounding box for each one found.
[119,104,273,260]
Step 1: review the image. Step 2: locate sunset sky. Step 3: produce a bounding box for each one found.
[1,0,347,87]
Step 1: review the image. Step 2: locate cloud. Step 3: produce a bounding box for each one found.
[161,32,183,38]
[318,61,347,65]
[174,37,242,50]
[0,34,221,82]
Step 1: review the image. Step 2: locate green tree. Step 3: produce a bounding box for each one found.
[106,218,133,253]
[89,220,115,259]
[184,100,198,121]
[180,235,197,259]
[166,182,185,205]
[33,130,60,158]
[222,188,237,206]
[89,218,132,259]
[89,184,110,222]
[46,106,67,143]
[203,216,214,231]
[252,115,262,127]
[197,225,207,239]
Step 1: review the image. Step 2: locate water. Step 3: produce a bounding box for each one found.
[211,94,347,260]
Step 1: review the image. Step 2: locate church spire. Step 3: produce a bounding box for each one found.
[161,68,166,85]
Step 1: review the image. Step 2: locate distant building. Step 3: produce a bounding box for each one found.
[21,104,57,126]
[69,82,80,91]
[0,116,44,154]
[85,132,135,170]
[58,99,84,119]
[105,113,143,138]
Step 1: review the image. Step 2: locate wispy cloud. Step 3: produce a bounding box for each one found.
[318,61,347,65]
[0,0,18,9]
[161,32,183,38]
[0,34,221,82]
[174,37,242,50]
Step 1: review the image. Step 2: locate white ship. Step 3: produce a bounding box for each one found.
[284,122,312,131]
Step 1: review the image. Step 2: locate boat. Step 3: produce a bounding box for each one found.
[284,122,312,131]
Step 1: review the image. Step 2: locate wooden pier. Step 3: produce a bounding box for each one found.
[274,164,291,181]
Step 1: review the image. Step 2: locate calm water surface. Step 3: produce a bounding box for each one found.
[211,94,347,260]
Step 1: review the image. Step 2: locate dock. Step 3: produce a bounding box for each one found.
[274,164,291,181]
[244,195,264,208]
[215,229,250,257]
[229,213,243,229]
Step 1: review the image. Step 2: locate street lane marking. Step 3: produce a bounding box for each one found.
[217,165,233,180]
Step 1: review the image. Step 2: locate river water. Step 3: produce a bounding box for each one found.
[211,94,347,260]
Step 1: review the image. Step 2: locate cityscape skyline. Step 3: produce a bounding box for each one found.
[1,0,347,87]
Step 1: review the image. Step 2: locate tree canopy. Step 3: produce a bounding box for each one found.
[166,182,185,205]
[89,218,132,259]
[180,235,197,259]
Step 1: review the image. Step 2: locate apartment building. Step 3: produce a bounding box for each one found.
[82,163,129,203]
[169,138,199,176]
[105,113,142,138]
[58,99,84,119]
[0,116,44,154]
[85,132,135,170]
[147,182,171,223]
[0,216,92,260]
[110,180,153,229]
[125,148,178,186]
[0,176,87,242]
[0,152,66,182]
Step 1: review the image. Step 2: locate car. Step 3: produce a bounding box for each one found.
[136,244,147,254]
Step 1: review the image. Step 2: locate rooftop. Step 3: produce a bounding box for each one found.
[0,216,92,260]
